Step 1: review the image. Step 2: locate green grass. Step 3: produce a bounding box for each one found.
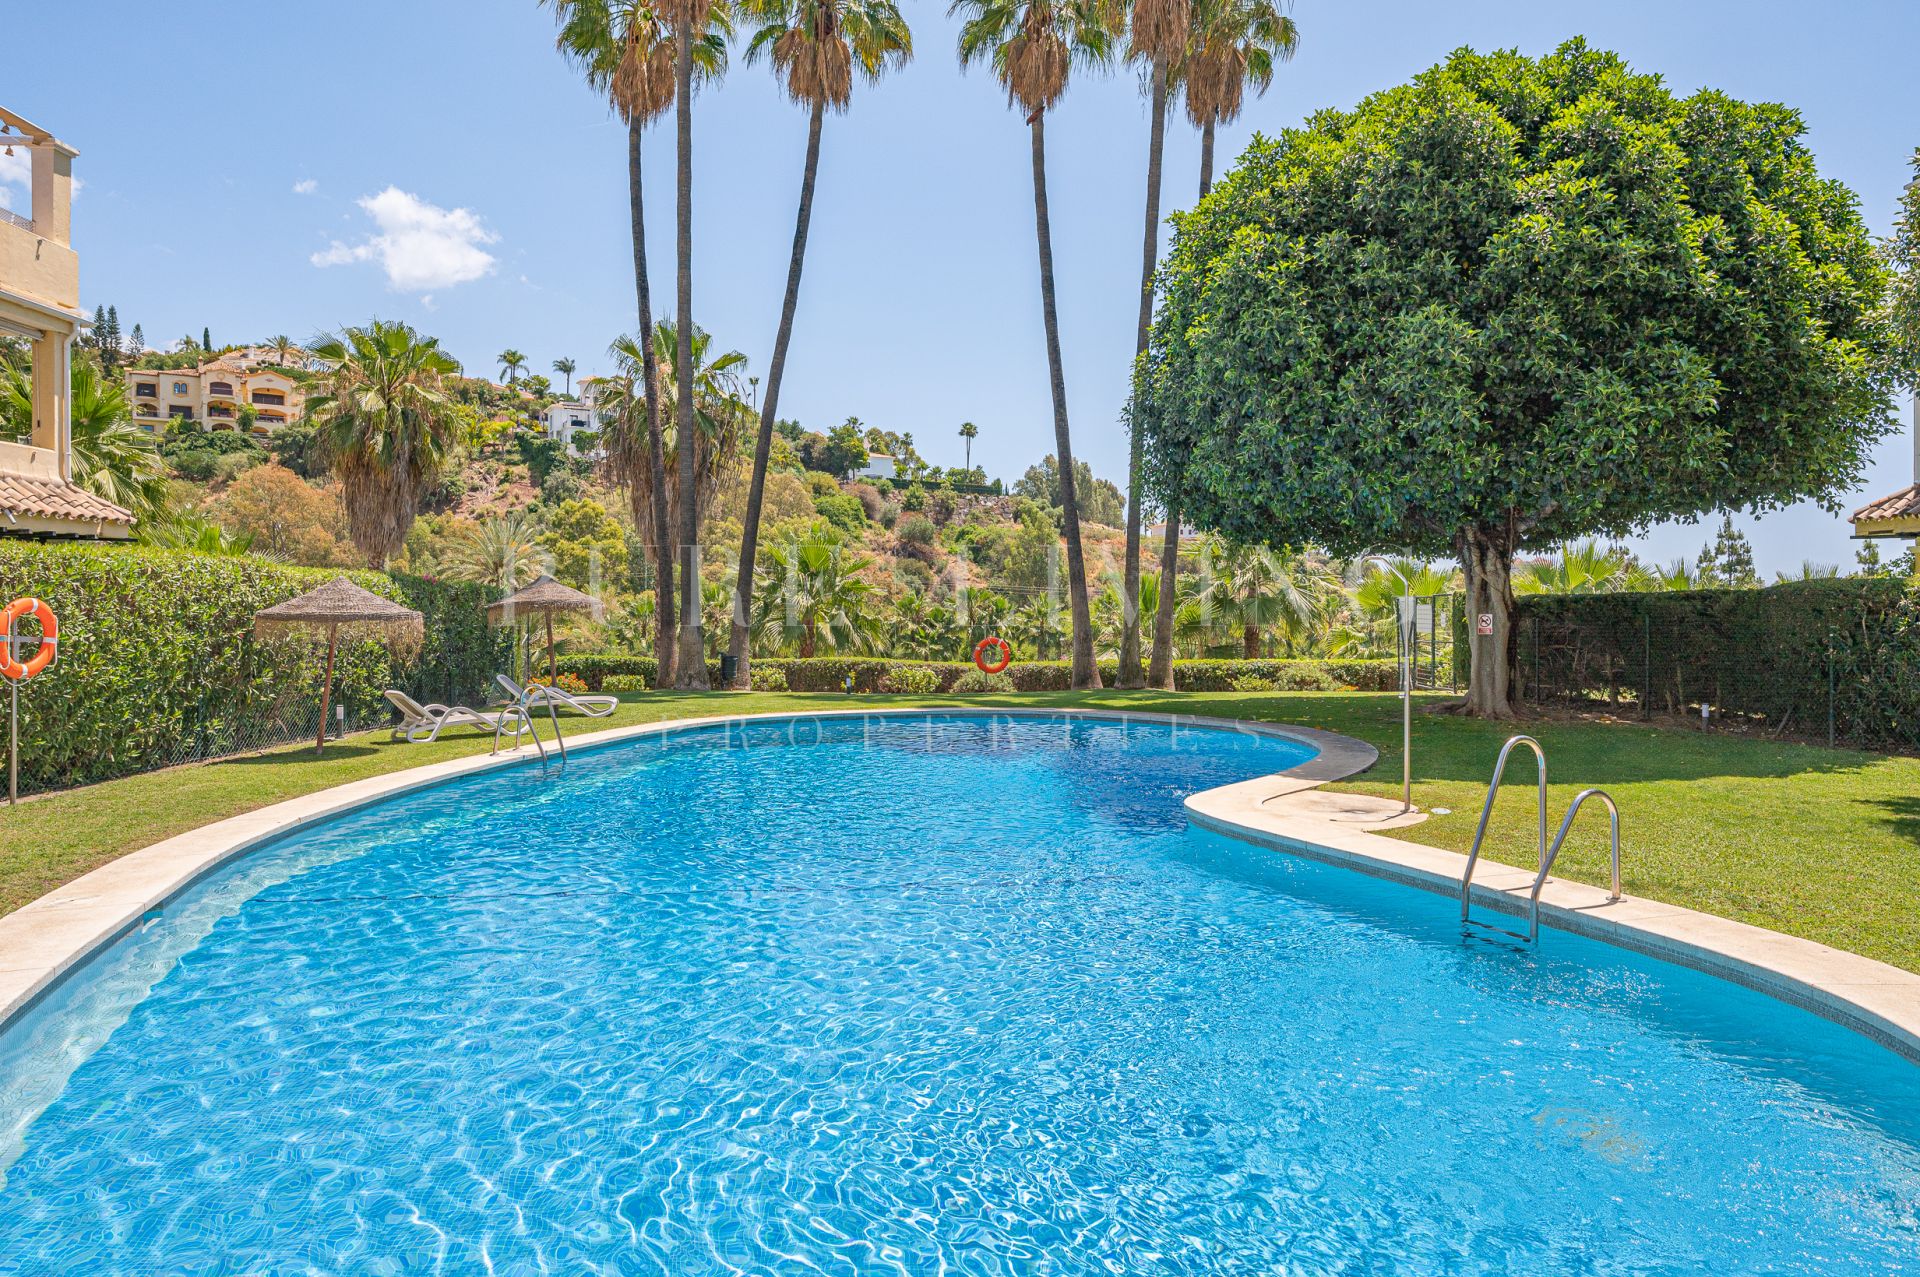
[5,691,1918,972]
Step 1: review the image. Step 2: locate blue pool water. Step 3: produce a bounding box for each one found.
[1,712,1918,1274]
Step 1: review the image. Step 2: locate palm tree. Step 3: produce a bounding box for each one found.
[607,320,751,584]
[446,513,550,590]
[544,0,730,687]
[1622,557,1700,593]
[751,523,884,656]
[307,320,462,566]
[266,334,298,366]
[958,420,978,471]
[1148,0,1297,687]
[1513,542,1627,596]
[139,515,256,557]
[726,0,911,687]
[497,349,529,384]
[552,356,578,395]
[1215,541,1338,658]
[1,358,168,521]
[953,0,1117,689]
[1116,0,1188,689]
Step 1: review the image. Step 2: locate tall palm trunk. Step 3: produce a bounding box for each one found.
[672,9,709,688]
[730,97,826,688]
[1147,120,1219,691]
[1119,63,1169,689]
[629,115,677,683]
[1031,114,1100,689]
[1243,620,1260,659]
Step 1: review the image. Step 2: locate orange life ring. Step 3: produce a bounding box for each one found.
[0,597,57,681]
[973,635,1012,675]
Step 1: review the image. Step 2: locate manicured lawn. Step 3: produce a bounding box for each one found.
[5,691,1918,973]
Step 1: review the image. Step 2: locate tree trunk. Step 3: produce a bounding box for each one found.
[1458,522,1518,718]
[1118,64,1169,690]
[1147,505,1179,689]
[627,115,676,685]
[1030,114,1101,690]
[1243,621,1259,660]
[801,619,816,660]
[1199,119,1216,198]
[672,15,708,689]
[731,97,825,689]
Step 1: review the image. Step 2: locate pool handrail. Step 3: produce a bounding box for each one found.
[1528,787,1622,941]
[1459,734,1548,925]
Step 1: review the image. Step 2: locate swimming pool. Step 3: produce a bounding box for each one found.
[1,712,1916,1273]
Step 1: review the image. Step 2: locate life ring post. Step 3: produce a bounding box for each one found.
[2,597,62,807]
[973,635,1013,676]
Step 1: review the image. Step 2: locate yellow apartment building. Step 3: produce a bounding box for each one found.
[126,352,308,438]
[0,105,133,539]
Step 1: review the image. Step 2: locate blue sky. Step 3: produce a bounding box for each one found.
[12,0,1920,575]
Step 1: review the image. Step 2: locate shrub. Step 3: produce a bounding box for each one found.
[749,665,789,691]
[901,482,927,512]
[538,672,591,695]
[601,673,650,692]
[1229,675,1277,692]
[883,664,942,694]
[812,490,867,533]
[951,668,1016,694]
[896,514,937,547]
[554,654,656,691]
[0,542,505,793]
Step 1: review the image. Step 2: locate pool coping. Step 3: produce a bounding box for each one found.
[0,707,1365,1034]
[1186,776,1920,1064]
[2,706,1917,1069]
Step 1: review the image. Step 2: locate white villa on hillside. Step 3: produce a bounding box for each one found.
[0,105,133,540]
[544,377,608,458]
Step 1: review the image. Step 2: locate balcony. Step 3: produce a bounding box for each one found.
[250,392,286,406]
[133,383,158,398]
[207,405,234,419]
[207,382,235,398]
[166,406,194,421]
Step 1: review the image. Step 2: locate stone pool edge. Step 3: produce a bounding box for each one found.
[1185,777,1920,1064]
[0,707,1364,1033]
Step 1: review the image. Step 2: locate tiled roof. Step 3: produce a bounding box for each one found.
[0,470,135,527]
[1853,484,1920,523]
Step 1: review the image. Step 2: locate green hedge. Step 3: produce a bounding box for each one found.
[555,654,1399,694]
[0,542,507,792]
[1513,579,1918,749]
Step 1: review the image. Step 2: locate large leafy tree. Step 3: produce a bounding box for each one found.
[728,0,912,688]
[952,0,1117,689]
[308,320,462,567]
[544,0,731,685]
[1134,40,1904,716]
[1890,148,1920,392]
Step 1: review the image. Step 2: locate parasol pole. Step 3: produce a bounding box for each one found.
[546,612,557,683]
[315,621,339,754]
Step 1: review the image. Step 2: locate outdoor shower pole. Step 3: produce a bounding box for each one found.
[1363,556,1414,816]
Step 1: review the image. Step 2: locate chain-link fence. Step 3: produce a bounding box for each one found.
[1511,582,1920,754]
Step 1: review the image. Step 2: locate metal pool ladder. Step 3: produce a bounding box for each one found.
[1459,735,1622,943]
[490,685,569,769]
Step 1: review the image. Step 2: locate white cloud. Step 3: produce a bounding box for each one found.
[311,186,498,292]
[0,149,28,212]
[292,178,318,195]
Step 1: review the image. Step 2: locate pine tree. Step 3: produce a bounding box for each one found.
[101,306,122,368]
[127,323,144,357]
[1699,514,1759,588]
[202,326,212,354]
[1855,539,1885,577]
[90,304,106,356]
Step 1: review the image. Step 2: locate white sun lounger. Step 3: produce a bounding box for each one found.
[385,689,525,744]
[496,674,619,718]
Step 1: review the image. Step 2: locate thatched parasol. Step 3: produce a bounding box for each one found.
[255,577,424,753]
[486,575,604,683]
